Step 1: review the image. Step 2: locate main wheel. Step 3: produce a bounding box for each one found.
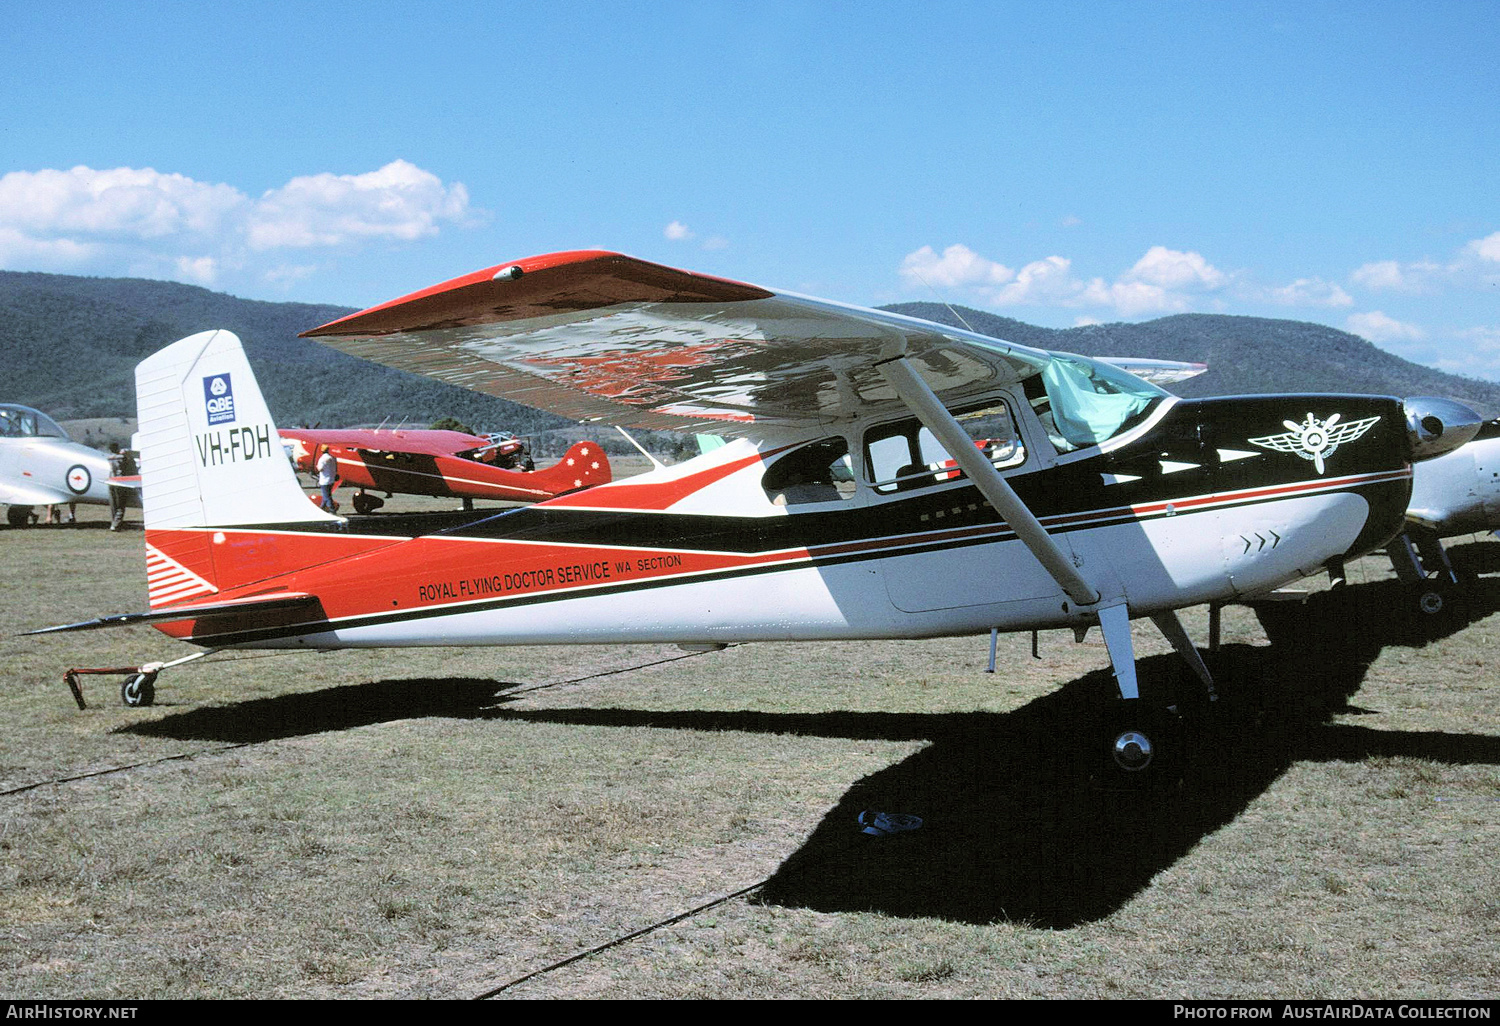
[1101,701,1183,788]
[1414,580,1467,627]
[121,672,157,708]
[1110,727,1156,774]
[7,505,32,528]
[352,492,383,514]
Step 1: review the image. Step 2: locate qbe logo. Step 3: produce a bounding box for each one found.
[203,374,236,425]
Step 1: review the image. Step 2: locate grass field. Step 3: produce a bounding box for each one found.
[2,496,1498,1000]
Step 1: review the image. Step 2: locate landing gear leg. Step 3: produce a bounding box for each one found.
[1389,527,1464,621]
[1094,603,1190,786]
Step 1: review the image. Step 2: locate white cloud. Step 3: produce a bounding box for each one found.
[1350,231,1500,294]
[1085,278,1184,317]
[1459,325,1500,348]
[899,234,1496,327]
[1122,246,1226,291]
[1346,310,1425,342]
[1395,326,1500,380]
[0,226,97,266]
[900,243,1224,317]
[1350,258,1445,293]
[173,255,220,285]
[666,221,729,250]
[1266,277,1353,307]
[0,166,246,243]
[900,244,1015,290]
[263,263,319,285]
[245,160,470,250]
[1467,231,1500,263]
[992,256,1077,305]
[0,160,473,288]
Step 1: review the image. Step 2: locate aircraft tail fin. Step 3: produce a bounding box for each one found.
[530,440,613,495]
[136,329,340,531]
[135,330,341,607]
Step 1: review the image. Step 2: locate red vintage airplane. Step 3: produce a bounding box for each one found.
[31,251,1483,782]
[278,426,609,512]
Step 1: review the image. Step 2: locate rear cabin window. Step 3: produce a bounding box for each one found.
[761,437,857,506]
[864,401,1026,494]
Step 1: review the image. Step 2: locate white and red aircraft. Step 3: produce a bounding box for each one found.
[278,426,610,512]
[31,251,1483,780]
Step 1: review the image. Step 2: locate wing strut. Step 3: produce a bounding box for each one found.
[877,351,1211,705]
[875,353,1100,608]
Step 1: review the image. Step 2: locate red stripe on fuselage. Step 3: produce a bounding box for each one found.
[150,465,1407,640]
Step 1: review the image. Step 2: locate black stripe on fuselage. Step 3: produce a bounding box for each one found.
[232,396,1413,553]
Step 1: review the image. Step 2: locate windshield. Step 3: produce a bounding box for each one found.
[1034,354,1167,452]
[0,405,68,440]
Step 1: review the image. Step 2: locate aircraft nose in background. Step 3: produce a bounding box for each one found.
[1403,396,1484,461]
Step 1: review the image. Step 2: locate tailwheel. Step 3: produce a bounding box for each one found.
[121,671,157,708]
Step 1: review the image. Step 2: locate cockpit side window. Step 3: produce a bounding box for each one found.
[864,400,1026,494]
[762,437,856,506]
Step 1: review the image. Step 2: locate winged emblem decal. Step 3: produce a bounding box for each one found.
[1248,412,1381,474]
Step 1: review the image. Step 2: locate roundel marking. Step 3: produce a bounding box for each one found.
[66,464,92,494]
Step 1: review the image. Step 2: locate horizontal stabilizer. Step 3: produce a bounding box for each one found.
[22,593,317,635]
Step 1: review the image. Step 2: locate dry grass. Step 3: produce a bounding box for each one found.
[2,500,1498,999]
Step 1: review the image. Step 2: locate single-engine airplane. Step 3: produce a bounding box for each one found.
[1383,420,1500,616]
[1,404,137,527]
[278,426,611,512]
[29,251,1484,781]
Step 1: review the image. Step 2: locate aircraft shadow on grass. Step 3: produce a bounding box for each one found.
[120,575,1500,928]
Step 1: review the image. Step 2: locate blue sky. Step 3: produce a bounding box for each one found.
[3,1,1497,376]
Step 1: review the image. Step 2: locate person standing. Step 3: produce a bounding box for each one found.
[316,446,340,512]
[107,443,138,530]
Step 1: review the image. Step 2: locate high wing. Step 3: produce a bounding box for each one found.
[1098,357,1208,387]
[279,427,495,459]
[302,250,1054,437]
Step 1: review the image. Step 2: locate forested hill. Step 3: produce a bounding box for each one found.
[6,272,1499,431]
[0,270,575,435]
[882,303,1500,415]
